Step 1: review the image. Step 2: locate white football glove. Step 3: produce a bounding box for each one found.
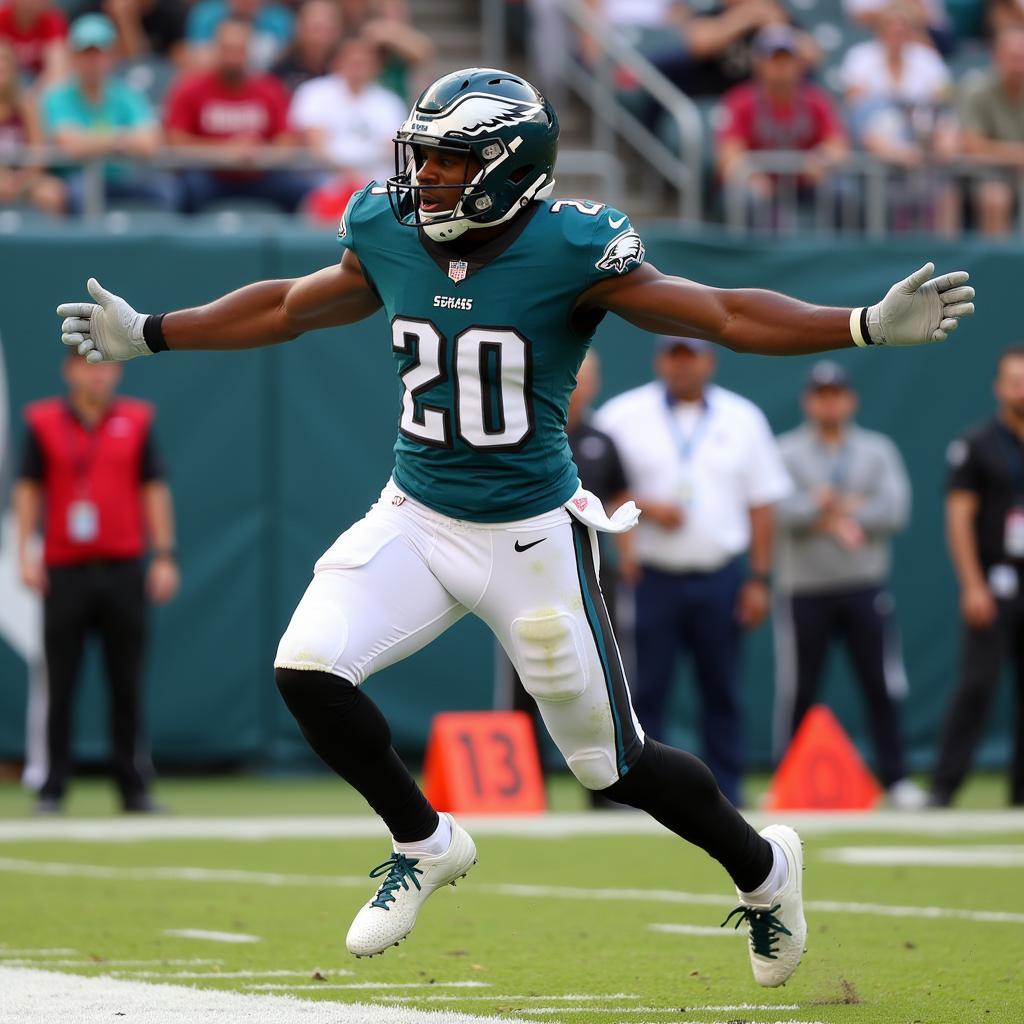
[57,278,151,363]
[851,262,975,348]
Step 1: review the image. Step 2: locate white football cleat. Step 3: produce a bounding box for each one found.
[345,813,477,958]
[886,778,928,811]
[722,824,806,987]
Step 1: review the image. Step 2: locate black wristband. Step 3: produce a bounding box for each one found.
[748,571,772,586]
[143,314,169,353]
[151,548,177,561]
[859,306,873,347]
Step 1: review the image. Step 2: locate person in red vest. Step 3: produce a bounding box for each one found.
[13,354,178,814]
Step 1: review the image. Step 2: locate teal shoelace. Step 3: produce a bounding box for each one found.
[721,903,792,958]
[368,854,424,911]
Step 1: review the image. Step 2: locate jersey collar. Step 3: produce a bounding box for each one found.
[416,201,542,286]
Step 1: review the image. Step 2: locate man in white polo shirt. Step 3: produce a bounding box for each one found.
[596,336,791,805]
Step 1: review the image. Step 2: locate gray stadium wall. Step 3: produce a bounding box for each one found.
[0,222,1016,779]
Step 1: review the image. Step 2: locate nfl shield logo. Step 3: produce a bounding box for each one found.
[448,260,468,284]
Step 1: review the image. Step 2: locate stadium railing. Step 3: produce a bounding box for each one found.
[0,144,624,222]
[482,0,704,222]
[721,150,1024,237]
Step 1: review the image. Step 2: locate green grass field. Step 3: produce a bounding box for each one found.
[1,775,1022,1024]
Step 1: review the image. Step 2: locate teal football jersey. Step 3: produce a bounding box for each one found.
[338,187,646,522]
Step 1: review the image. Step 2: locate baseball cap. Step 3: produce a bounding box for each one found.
[754,24,800,57]
[656,335,712,354]
[70,14,116,52]
[805,360,852,391]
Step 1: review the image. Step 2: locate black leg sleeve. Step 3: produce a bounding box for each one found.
[275,667,438,843]
[601,738,773,893]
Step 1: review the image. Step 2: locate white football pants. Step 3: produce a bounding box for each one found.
[275,480,644,789]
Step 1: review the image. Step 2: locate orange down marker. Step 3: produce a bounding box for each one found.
[764,704,882,811]
[422,711,546,814]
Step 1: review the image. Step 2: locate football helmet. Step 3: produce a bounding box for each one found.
[387,67,559,242]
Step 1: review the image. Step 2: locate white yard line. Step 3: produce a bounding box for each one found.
[0,948,78,956]
[494,1009,803,1016]
[111,969,356,979]
[0,958,224,968]
[0,967,535,1024]
[162,928,261,944]
[0,857,367,887]
[823,844,1024,867]
[1,809,1023,843]
[246,982,491,991]
[381,1001,802,1012]
[647,924,743,937]
[620,1020,827,1024]
[2,856,1023,926]
[377,995,641,1002]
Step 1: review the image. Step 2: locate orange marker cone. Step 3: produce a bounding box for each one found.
[422,711,546,814]
[764,704,882,811]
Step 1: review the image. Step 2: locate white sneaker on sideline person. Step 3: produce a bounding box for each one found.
[345,813,477,957]
[723,824,807,987]
[886,778,929,810]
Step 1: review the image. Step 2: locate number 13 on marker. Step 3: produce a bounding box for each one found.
[423,711,547,814]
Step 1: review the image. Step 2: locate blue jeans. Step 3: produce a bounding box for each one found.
[633,559,745,804]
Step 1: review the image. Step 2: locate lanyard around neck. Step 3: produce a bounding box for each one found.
[662,388,711,464]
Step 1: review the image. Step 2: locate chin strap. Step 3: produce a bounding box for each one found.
[423,175,556,243]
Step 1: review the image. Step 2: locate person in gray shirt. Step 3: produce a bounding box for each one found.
[773,360,925,809]
[960,27,1024,235]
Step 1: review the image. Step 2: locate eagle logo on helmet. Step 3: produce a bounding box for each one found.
[595,229,645,274]
[429,94,544,138]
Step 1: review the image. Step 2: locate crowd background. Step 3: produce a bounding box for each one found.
[0,0,1021,808]
[1,0,1024,230]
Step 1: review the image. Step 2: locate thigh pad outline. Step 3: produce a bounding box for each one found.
[509,609,589,703]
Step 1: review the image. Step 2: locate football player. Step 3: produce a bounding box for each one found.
[57,68,975,988]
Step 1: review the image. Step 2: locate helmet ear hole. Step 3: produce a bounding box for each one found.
[509,165,534,184]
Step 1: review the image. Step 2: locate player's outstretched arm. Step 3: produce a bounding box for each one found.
[583,262,975,355]
[57,250,382,362]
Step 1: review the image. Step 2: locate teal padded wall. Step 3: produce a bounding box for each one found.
[0,222,1014,779]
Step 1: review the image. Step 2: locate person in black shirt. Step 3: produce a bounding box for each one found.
[930,344,1024,807]
[651,0,820,100]
[270,0,341,95]
[72,0,187,62]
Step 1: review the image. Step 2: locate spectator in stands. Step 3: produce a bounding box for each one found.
[773,361,925,810]
[579,0,688,63]
[960,27,1024,235]
[41,14,179,214]
[930,346,1024,808]
[270,0,342,95]
[596,336,791,806]
[845,0,954,56]
[642,0,821,101]
[0,38,65,214]
[986,0,1024,38]
[337,0,433,100]
[290,34,404,194]
[0,0,68,83]
[166,16,312,213]
[187,0,294,72]
[841,2,951,107]
[70,0,187,64]
[716,25,848,226]
[842,2,958,232]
